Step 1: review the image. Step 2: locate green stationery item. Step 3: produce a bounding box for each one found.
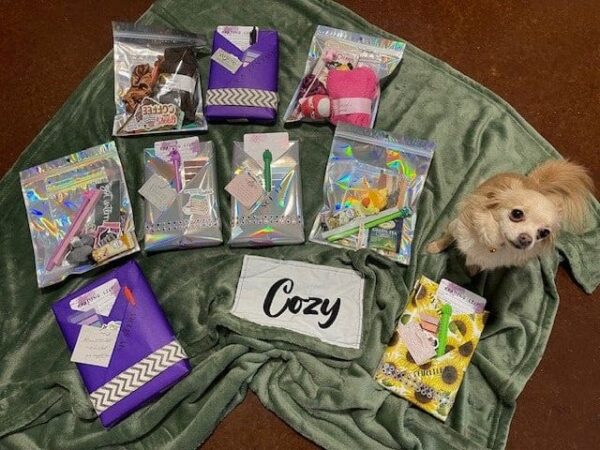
[325,206,412,242]
[263,149,272,192]
[436,303,453,356]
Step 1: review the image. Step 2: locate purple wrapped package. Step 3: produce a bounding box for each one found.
[51,260,190,427]
[205,26,278,123]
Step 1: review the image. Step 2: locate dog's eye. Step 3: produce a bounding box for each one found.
[537,228,551,239]
[509,209,525,222]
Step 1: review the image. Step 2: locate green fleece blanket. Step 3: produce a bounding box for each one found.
[1,0,598,449]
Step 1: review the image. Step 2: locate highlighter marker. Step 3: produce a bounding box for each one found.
[263,149,272,192]
[436,303,453,357]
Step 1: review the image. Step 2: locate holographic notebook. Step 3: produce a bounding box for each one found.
[141,137,222,252]
[19,142,139,288]
[374,276,488,421]
[228,138,304,247]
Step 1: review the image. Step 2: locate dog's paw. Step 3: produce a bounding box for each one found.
[467,265,481,277]
[426,240,445,254]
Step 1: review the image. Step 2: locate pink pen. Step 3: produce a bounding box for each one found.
[46,189,102,271]
[169,149,182,192]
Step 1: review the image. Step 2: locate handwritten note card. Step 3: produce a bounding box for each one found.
[71,321,121,367]
[225,171,265,209]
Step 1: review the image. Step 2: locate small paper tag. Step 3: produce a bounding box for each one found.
[139,174,177,212]
[243,132,289,168]
[211,48,243,74]
[437,279,487,314]
[225,171,265,209]
[69,278,120,317]
[71,321,121,367]
[397,322,437,365]
[182,196,210,216]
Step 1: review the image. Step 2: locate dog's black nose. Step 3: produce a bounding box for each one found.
[518,233,532,248]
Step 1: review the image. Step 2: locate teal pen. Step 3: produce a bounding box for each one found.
[263,149,272,192]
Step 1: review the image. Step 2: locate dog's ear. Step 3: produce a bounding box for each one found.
[484,190,500,210]
[528,160,594,231]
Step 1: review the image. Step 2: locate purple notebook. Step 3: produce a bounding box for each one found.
[51,260,190,427]
[205,26,279,123]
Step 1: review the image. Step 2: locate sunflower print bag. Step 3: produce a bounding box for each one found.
[374,276,488,421]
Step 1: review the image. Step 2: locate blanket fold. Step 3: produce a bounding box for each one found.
[0,0,598,449]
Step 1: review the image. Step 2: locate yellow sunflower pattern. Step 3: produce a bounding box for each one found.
[374,276,488,421]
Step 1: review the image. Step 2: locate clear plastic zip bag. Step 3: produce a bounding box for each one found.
[283,25,405,128]
[309,124,435,264]
[142,138,222,251]
[228,139,305,247]
[112,22,208,136]
[19,142,140,288]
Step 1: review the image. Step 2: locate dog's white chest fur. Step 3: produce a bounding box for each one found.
[450,218,536,270]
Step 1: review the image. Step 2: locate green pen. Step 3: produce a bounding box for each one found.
[325,206,412,242]
[436,303,453,356]
[263,149,272,192]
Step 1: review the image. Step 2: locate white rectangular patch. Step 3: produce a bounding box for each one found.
[231,255,364,348]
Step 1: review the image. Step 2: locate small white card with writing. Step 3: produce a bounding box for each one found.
[138,174,177,212]
[225,171,265,209]
[211,48,243,74]
[230,255,364,348]
[69,278,120,317]
[436,279,487,314]
[71,321,121,367]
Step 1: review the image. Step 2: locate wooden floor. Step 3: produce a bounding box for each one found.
[1,1,598,448]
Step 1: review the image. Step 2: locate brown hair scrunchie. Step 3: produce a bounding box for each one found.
[155,47,198,122]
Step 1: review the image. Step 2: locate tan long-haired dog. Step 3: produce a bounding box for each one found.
[426,160,594,274]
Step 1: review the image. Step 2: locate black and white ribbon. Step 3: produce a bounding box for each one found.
[89,340,187,414]
[206,88,278,109]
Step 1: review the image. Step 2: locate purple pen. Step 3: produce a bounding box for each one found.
[169,149,182,192]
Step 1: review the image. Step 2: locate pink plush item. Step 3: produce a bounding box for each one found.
[327,66,379,127]
[299,95,331,119]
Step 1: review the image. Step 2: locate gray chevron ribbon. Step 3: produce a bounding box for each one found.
[89,340,187,414]
[206,88,278,109]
